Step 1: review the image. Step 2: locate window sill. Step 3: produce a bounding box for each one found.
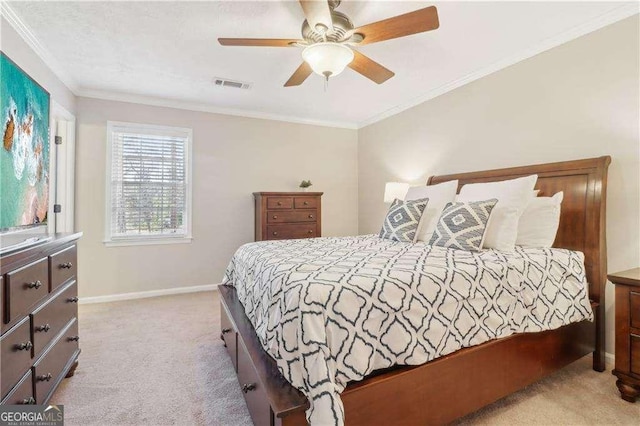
[103,236,192,248]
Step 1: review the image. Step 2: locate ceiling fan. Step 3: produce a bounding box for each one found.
[219,1,439,87]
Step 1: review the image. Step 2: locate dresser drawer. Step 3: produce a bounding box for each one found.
[1,370,34,405]
[267,210,317,224]
[31,281,78,357]
[294,196,318,209]
[6,258,49,325]
[1,317,33,399]
[266,224,317,240]
[49,245,77,292]
[33,318,79,404]
[630,292,640,330]
[237,338,271,426]
[631,334,640,377]
[221,301,238,372]
[267,197,293,210]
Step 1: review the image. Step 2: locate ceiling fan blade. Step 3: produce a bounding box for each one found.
[218,38,302,47]
[299,0,334,32]
[284,62,313,87]
[348,50,394,84]
[352,6,439,45]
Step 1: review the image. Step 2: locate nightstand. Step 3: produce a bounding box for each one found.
[610,267,640,402]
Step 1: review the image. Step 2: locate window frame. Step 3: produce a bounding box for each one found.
[104,121,193,247]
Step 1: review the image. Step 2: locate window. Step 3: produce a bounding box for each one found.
[105,122,192,246]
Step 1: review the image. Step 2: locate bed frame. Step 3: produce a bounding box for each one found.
[219,156,611,425]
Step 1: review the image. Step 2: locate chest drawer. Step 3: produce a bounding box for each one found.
[237,338,271,426]
[630,292,640,330]
[31,281,78,357]
[5,258,49,326]
[1,317,33,399]
[221,301,238,372]
[33,318,79,404]
[294,196,318,209]
[267,210,317,224]
[267,197,293,209]
[1,370,34,405]
[266,224,317,240]
[49,245,77,292]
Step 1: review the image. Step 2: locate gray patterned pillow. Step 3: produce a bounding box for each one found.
[428,199,498,251]
[379,198,429,242]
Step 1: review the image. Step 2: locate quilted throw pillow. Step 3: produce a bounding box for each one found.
[429,199,498,251]
[379,198,429,242]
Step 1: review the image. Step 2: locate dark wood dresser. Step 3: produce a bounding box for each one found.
[253,192,323,241]
[1,233,82,405]
[610,267,640,402]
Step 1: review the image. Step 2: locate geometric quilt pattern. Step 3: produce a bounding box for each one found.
[222,235,593,425]
[379,197,428,242]
[429,199,498,251]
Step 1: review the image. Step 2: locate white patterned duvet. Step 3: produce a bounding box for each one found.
[222,235,593,425]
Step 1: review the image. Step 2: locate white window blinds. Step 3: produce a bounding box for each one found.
[106,122,192,244]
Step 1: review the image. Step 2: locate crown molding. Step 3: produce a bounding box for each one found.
[76,88,358,129]
[357,3,640,129]
[0,2,80,93]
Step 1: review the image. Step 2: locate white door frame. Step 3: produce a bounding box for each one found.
[48,100,76,233]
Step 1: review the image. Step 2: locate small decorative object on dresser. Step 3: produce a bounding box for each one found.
[253,192,322,241]
[298,180,312,192]
[610,267,640,402]
[1,233,82,405]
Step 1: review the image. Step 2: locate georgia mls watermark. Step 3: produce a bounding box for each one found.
[0,405,63,426]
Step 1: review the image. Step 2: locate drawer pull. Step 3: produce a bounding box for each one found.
[308,230,313,234]
[15,341,33,351]
[272,232,278,236]
[36,324,51,333]
[308,214,314,219]
[221,328,232,334]
[242,383,256,393]
[37,373,53,382]
[67,296,79,303]
[60,262,73,269]
[277,201,282,206]
[68,335,80,342]
[272,215,278,219]
[27,280,43,289]
[303,201,309,205]
[21,397,36,405]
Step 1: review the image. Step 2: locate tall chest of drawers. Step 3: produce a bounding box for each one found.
[253,192,323,241]
[1,233,82,405]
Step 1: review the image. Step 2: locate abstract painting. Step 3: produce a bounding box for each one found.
[1,52,50,231]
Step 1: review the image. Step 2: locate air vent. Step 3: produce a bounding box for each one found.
[213,77,252,90]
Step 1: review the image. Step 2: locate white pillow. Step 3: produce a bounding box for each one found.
[404,180,458,242]
[516,192,563,247]
[456,175,538,251]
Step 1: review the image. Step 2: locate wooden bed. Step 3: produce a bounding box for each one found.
[218,156,611,426]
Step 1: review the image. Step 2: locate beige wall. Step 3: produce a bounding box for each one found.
[75,97,358,298]
[357,17,640,354]
[1,17,76,114]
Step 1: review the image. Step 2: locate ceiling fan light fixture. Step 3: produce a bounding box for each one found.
[302,42,354,79]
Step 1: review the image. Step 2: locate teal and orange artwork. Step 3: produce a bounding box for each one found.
[1,52,50,230]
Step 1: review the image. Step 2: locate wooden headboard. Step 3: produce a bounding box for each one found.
[428,156,611,369]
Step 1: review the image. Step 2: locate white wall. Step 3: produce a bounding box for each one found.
[357,17,640,354]
[75,97,358,298]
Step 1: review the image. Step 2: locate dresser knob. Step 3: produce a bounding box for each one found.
[16,341,33,351]
[272,215,278,219]
[37,373,52,382]
[308,230,313,234]
[221,328,232,334]
[308,214,314,219]
[36,324,51,333]
[273,232,278,236]
[27,280,42,289]
[21,397,36,405]
[67,296,79,303]
[60,262,73,269]
[303,201,309,205]
[68,335,80,342]
[242,383,256,393]
[277,201,282,206]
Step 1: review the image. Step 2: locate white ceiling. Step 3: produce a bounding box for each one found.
[5,1,637,128]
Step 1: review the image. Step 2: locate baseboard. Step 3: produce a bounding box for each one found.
[79,284,219,304]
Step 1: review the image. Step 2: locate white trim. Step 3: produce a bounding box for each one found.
[104,121,193,246]
[0,2,80,92]
[358,3,640,128]
[79,284,218,305]
[77,89,358,130]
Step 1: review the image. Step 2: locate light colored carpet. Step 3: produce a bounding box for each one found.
[51,291,639,425]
